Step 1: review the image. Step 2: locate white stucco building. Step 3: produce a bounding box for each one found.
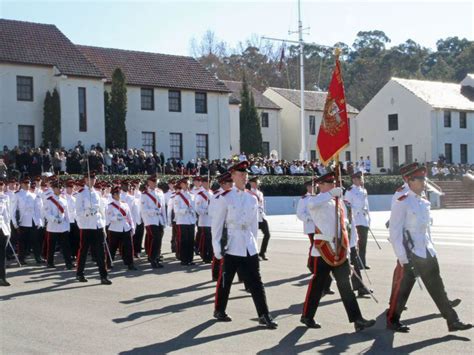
[355,77,474,173]
[1,19,233,162]
[221,80,281,157]
[0,19,106,150]
[263,87,359,161]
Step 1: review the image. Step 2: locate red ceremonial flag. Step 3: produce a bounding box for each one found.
[316,52,350,165]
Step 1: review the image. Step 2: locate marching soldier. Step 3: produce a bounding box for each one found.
[301,172,375,331]
[12,177,44,265]
[0,180,11,286]
[164,178,177,254]
[344,171,371,268]
[5,179,18,261]
[173,177,196,266]
[107,186,137,271]
[209,172,233,281]
[75,172,111,285]
[140,175,167,268]
[191,176,203,255]
[249,177,271,261]
[297,179,316,271]
[387,165,472,332]
[44,181,73,269]
[195,176,213,263]
[212,161,278,329]
[65,180,79,259]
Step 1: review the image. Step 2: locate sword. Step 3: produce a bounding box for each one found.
[355,251,372,285]
[103,228,114,267]
[368,227,382,250]
[6,235,21,267]
[350,264,378,303]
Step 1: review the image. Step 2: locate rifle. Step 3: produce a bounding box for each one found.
[402,229,423,290]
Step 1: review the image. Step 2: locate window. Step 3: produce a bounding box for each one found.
[309,115,316,135]
[405,144,413,164]
[170,133,183,159]
[376,147,384,167]
[345,151,351,162]
[78,87,87,132]
[460,112,467,128]
[142,132,156,153]
[460,144,468,164]
[18,125,35,148]
[17,76,33,101]
[445,143,452,164]
[262,142,270,157]
[196,134,208,159]
[168,90,181,112]
[444,111,451,127]
[390,146,399,169]
[141,88,154,110]
[195,92,207,114]
[261,112,269,128]
[388,114,398,131]
[310,150,317,161]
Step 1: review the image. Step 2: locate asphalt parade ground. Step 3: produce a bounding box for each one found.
[1,209,473,354]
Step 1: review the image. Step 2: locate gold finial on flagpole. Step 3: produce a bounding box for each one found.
[334,47,342,58]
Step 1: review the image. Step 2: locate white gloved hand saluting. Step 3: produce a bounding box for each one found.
[329,187,343,198]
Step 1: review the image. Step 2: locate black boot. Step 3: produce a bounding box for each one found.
[448,320,473,332]
[354,318,376,332]
[213,310,232,322]
[258,314,278,329]
[0,279,11,287]
[76,275,88,282]
[387,321,410,332]
[300,317,321,329]
[100,278,112,285]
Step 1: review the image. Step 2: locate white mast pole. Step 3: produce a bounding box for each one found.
[298,0,306,161]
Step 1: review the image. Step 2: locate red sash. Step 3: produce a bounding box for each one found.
[110,202,127,217]
[313,204,349,267]
[144,191,161,208]
[198,191,209,202]
[48,196,64,214]
[176,192,190,207]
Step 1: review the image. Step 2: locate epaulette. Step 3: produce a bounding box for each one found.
[15,190,20,194]
[78,188,84,193]
[397,193,408,201]
[396,185,404,192]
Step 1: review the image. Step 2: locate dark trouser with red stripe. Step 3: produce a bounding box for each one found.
[356,226,369,267]
[307,234,333,292]
[0,231,7,280]
[18,224,42,262]
[76,228,107,278]
[107,230,134,266]
[171,222,177,253]
[46,231,72,267]
[145,224,164,264]
[133,222,144,256]
[387,252,458,325]
[69,222,80,258]
[177,224,195,264]
[211,257,220,281]
[258,219,271,255]
[215,253,269,316]
[198,226,213,263]
[302,257,362,322]
[350,247,363,291]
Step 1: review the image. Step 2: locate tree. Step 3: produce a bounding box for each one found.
[42,89,61,148]
[109,68,127,148]
[239,75,263,155]
[104,90,112,148]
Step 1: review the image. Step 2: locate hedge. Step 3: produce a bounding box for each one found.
[60,174,404,196]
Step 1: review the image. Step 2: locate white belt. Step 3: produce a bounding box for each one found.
[314,234,334,242]
[227,223,250,231]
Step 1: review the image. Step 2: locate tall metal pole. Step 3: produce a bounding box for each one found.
[298,0,306,161]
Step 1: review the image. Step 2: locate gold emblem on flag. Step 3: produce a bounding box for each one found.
[322,95,345,136]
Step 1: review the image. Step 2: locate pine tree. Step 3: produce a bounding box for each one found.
[109,68,127,148]
[239,76,263,155]
[42,89,61,148]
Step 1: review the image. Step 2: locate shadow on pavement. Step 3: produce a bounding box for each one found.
[119,319,264,354]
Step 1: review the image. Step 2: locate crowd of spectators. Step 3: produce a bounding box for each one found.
[2,143,471,181]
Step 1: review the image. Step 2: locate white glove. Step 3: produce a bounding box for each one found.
[329,187,343,198]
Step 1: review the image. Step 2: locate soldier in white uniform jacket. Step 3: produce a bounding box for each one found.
[211,161,277,329]
[0,180,12,286]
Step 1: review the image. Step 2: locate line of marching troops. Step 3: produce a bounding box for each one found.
[0,160,472,332]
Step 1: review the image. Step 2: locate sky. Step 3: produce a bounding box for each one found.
[1,0,473,56]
